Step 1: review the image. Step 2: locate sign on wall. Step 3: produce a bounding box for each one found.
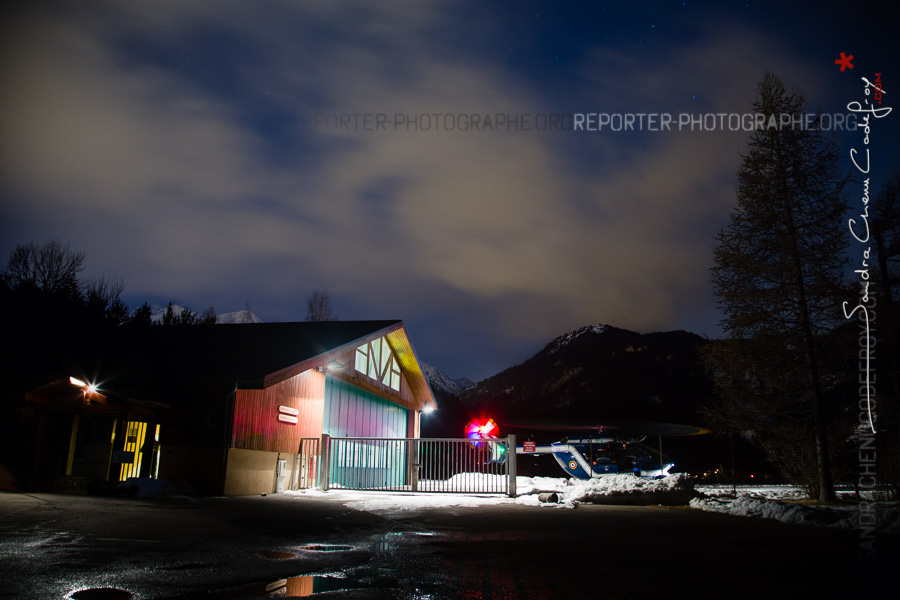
[278,405,299,424]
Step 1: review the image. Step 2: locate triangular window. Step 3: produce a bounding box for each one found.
[354,336,401,392]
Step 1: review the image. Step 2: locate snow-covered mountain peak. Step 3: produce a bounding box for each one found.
[145,304,262,324]
[216,309,263,324]
[548,324,608,353]
[421,362,475,395]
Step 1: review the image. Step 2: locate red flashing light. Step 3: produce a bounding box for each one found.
[465,418,499,446]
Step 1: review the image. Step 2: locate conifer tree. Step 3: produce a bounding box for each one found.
[709,73,849,501]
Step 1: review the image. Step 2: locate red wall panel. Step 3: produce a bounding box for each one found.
[231,369,325,453]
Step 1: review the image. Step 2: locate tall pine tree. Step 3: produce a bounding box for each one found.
[709,73,849,501]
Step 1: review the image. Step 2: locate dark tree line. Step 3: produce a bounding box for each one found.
[0,239,215,330]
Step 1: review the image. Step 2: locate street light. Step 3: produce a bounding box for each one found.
[70,376,105,405]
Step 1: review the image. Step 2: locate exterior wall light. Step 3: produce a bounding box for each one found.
[319,359,345,372]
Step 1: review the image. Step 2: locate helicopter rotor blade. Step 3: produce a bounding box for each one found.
[501,418,710,437]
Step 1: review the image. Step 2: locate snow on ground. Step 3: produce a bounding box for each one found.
[286,474,899,534]
[692,483,900,534]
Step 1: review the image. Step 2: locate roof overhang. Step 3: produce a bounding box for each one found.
[261,321,437,411]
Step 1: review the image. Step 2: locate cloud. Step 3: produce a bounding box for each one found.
[0,1,821,377]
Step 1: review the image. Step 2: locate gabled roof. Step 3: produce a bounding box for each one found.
[131,320,405,385]
[16,320,436,411]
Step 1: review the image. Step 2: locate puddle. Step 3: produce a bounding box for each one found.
[69,589,133,600]
[296,544,354,552]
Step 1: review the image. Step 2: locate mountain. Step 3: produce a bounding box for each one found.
[146,304,262,324]
[458,324,713,425]
[216,309,263,324]
[421,362,475,395]
[444,324,732,474]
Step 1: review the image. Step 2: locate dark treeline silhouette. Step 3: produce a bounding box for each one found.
[0,240,216,407]
[0,239,215,331]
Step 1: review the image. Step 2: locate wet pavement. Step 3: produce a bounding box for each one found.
[1,490,897,599]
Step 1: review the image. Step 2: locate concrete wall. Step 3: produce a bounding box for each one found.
[223,447,297,496]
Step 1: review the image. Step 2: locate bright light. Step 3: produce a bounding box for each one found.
[465,418,499,447]
[421,405,435,414]
[87,383,98,395]
[69,377,87,388]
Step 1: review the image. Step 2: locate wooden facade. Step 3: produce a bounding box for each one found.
[223,321,435,495]
[231,369,325,453]
[229,323,433,454]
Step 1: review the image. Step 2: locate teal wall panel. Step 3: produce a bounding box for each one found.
[323,378,409,488]
[323,377,408,438]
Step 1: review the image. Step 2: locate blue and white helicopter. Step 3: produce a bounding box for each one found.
[466,418,709,479]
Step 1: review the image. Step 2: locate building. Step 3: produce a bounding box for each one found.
[5,320,436,496]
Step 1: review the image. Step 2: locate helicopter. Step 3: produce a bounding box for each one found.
[465,418,709,479]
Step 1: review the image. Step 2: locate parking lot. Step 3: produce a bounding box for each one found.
[0,490,896,599]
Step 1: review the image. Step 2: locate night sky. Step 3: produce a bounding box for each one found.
[1,1,897,380]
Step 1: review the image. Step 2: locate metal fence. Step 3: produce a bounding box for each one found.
[292,437,321,490]
[317,435,517,496]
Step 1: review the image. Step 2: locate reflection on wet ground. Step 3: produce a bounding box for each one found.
[69,589,133,600]
[229,567,403,598]
[222,535,414,598]
[244,574,355,597]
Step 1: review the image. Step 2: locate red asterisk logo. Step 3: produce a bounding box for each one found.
[835,52,854,72]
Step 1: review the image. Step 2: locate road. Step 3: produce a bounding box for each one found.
[0,490,896,599]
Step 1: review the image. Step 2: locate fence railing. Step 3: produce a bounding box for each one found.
[315,435,517,496]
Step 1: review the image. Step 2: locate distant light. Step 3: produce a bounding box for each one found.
[69,377,87,388]
[466,418,498,444]
[87,383,98,395]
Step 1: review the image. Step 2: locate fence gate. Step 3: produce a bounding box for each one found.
[294,437,320,490]
[319,435,517,497]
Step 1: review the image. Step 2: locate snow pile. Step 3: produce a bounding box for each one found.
[690,495,900,533]
[290,487,515,517]
[290,474,697,516]
[289,475,899,533]
[562,473,695,506]
[436,473,693,506]
[695,483,807,501]
[691,496,851,528]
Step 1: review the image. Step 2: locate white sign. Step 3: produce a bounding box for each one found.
[277,414,298,424]
[278,405,299,416]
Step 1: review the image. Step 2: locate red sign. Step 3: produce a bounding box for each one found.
[523,441,536,453]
